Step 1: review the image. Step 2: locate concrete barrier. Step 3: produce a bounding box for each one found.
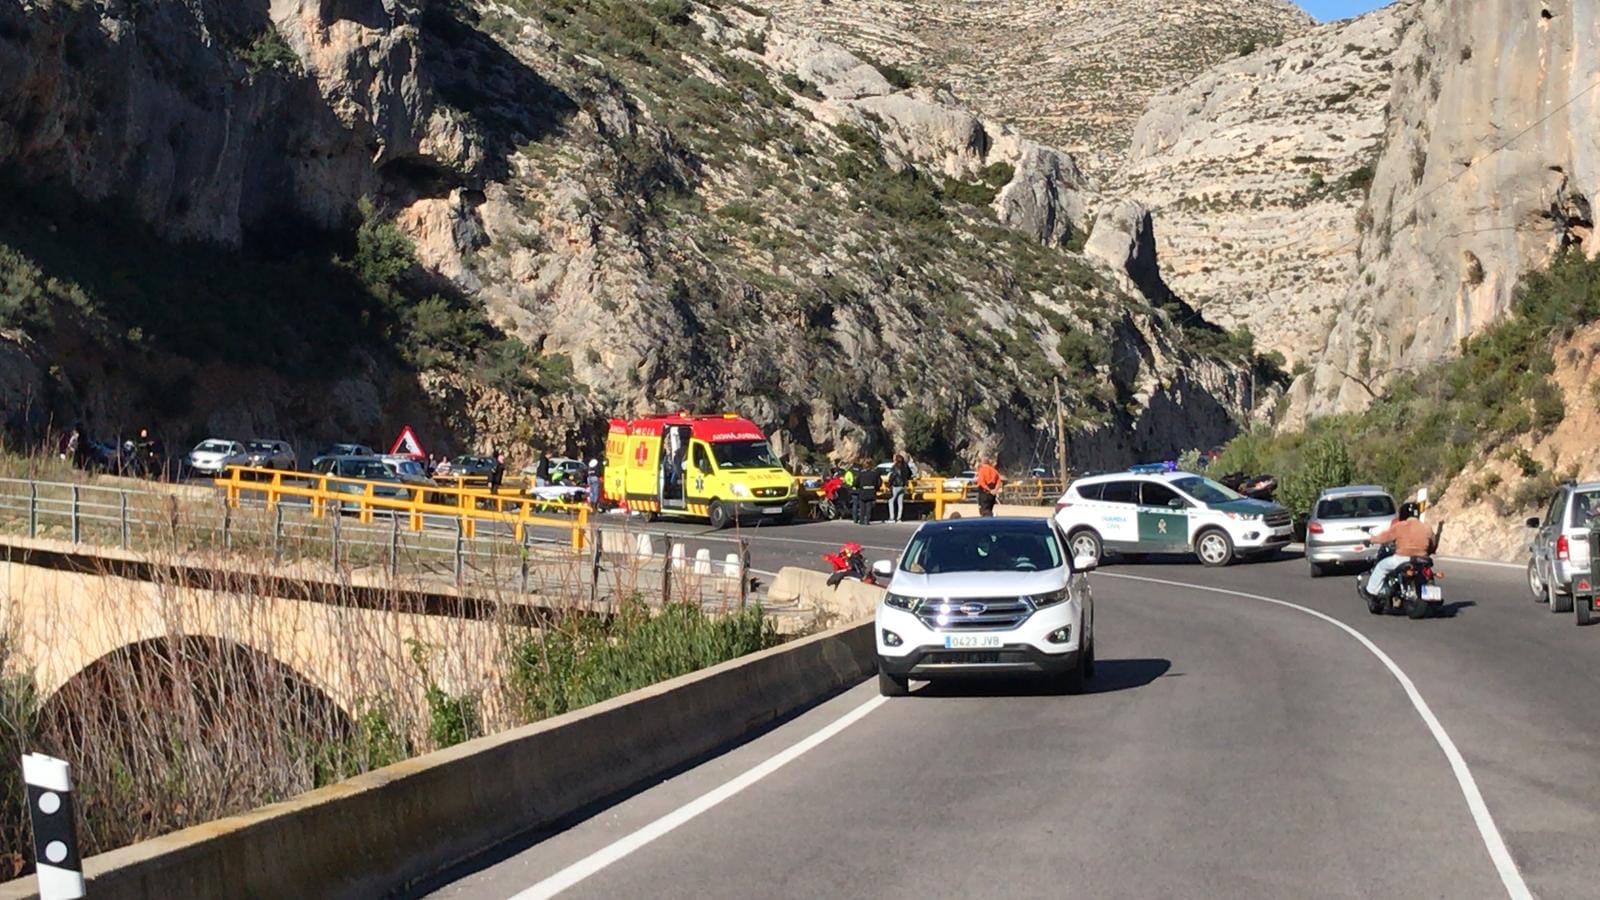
[0,620,875,900]
[767,567,886,625]
[941,503,1054,519]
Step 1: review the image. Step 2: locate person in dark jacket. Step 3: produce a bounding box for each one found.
[854,457,882,525]
[488,451,505,495]
[887,454,913,523]
[534,451,552,487]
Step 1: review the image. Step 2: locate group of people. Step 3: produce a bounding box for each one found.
[831,454,916,525]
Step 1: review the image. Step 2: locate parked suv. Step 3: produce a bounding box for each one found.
[1305,485,1397,577]
[1054,471,1292,567]
[874,517,1096,696]
[1526,480,1598,622]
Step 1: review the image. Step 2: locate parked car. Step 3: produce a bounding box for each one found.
[309,455,410,501]
[1053,470,1293,568]
[187,439,248,476]
[243,439,296,471]
[312,443,377,469]
[379,455,436,488]
[1305,485,1397,577]
[874,516,1096,696]
[1527,480,1599,622]
[437,455,497,479]
[943,469,978,492]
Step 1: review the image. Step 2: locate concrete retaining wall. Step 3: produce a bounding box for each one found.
[0,621,875,900]
[767,567,887,626]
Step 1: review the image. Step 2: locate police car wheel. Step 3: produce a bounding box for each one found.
[708,500,732,530]
[1196,529,1234,567]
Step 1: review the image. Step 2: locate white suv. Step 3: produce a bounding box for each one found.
[1053,471,1292,567]
[874,517,1096,696]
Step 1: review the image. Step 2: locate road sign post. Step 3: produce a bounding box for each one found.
[22,753,84,900]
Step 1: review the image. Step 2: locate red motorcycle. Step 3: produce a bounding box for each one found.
[822,542,877,586]
[814,476,848,521]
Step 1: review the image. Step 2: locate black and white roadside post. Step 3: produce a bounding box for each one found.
[22,752,84,899]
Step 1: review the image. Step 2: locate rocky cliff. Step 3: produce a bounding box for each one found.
[1119,3,1407,365]
[1295,0,1600,420]
[751,0,1312,183]
[0,0,1267,468]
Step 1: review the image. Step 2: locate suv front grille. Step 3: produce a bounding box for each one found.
[915,597,1033,631]
[1264,510,1291,528]
[754,487,788,499]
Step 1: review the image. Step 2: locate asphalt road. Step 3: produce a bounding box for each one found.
[418,525,1598,900]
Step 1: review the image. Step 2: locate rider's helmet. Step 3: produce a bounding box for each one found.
[841,542,863,557]
[1398,501,1419,521]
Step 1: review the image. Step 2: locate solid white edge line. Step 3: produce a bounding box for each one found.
[510,694,889,899]
[1100,572,1533,900]
[1437,556,1524,570]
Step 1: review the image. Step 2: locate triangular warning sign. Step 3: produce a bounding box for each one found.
[390,425,427,459]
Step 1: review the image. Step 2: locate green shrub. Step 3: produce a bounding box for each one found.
[235,27,301,74]
[508,600,775,721]
[0,638,39,880]
[1277,435,1354,522]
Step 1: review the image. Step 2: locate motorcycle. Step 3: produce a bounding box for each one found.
[1357,544,1443,619]
[822,541,877,587]
[1220,471,1279,501]
[813,475,848,521]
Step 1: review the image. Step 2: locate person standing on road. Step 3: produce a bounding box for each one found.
[888,453,912,523]
[842,461,858,522]
[534,451,551,487]
[855,457,882,525]
[975,457,1002,517]
[587,459,602,510]
[488,450,505,496]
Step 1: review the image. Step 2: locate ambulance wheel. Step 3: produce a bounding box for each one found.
[708,500,733,530]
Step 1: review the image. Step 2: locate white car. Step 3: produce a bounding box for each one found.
[1053,470,1292,568]
[187,439,248,476]
[874,517,1096,696]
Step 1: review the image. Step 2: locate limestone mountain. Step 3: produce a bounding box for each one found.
[0,0,1270,468]
[1117,2,1407,367]
[751,0,1313,182]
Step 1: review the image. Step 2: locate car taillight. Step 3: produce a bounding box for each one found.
[1307,521,1323,534]
[1055,500,1071,512]
[1557,535,1570,561]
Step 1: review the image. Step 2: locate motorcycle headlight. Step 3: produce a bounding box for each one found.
[1027,588,1070,608]
[730,484,751,498]
[884,593,922,612]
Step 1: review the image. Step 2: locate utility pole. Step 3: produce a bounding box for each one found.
[1054,379,1070,479]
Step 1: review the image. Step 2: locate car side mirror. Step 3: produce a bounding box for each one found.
[871,559,895,581]
[1073,554,1098,573]
[1168,498,1185,509]
[1525,517,1541,529]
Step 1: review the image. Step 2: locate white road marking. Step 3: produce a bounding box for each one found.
[510,694,889,899]
[1438,556,1524,571]
[1101,572,1532,900]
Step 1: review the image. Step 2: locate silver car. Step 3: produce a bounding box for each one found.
[1305,485,1397,577]
[1526,480,1599,620]
[244,439,296,471]
[187,439,248,476]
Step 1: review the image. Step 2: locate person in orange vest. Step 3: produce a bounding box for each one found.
[975,457,1002,517]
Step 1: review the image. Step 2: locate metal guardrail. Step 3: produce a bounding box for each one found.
[0,474,755,608]
[215,466,590,548]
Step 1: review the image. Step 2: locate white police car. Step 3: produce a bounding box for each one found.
[1053,470,1292,567]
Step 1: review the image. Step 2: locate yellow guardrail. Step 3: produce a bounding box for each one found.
[214,466,589,549]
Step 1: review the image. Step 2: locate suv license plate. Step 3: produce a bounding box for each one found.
[1421,585,1443,602]
[944,634,1003,649]
[762,506,785,514]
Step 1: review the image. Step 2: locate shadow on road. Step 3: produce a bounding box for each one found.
[917,658,1172,698]
[1433,600,1478,618]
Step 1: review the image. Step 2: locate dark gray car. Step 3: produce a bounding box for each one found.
[1305,485,1396,577]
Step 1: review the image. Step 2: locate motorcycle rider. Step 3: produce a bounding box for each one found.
[1356,501,1438,598]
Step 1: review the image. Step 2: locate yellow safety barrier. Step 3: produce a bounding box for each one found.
[214,466,590,549]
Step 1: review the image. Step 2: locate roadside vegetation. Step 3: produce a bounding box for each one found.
[0,543,772,879]
[1212,250,1600,520]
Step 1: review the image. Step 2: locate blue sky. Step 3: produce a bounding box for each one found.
[1296,0,1393,21]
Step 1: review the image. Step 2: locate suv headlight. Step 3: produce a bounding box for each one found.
[884,593,922,612]
[1027,588,1070,608]
[1222,511,1262,521]
[730,483,751,498]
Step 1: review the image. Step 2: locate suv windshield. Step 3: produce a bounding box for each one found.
[1170,475,1244,505]
[1316,494,1395,520]
[1573,489,1600,528]
[711,440,782,470]
[389,460,424,477]
[342,461,390,479]
[900,524,1064,574]
[246,441,279,453]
